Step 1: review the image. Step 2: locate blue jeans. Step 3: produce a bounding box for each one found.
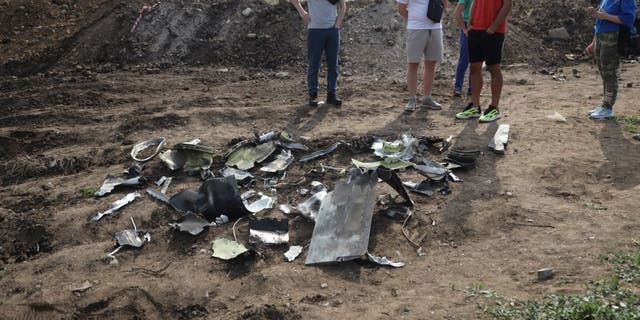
[307,28,340,94]
[454,26,471,93]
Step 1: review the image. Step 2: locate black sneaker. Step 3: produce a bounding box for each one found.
[326,93,342,106]
[309,92,318,107]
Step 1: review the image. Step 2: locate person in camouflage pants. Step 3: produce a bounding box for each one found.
[585,0,637,119]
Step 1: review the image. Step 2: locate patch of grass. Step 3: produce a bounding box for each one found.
[604,242,640,283]
[467,245,640,319]
[79,186,98,198]
[615,114,640,133]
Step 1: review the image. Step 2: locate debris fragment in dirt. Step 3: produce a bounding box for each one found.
[634,134,640,141]
[284,246,303,262]
[278,204,293,214]
[249,218,289,245]
[130,2,160,33]
[488,124,510,154]
[91,192,141,222]
[225,141,276,170]
[243,192,276,213]
[169,212,211,236]
[170,176,252,220]
[352,158,414,171]
[71,280,93,294]
[131,137,166,162]
[297,186,328,222]
[584,202,607,210]
[211,238,248,260]
[403,179,450,197]
[95,175,143,197]
[445,147,480,170]
[306,169,377,265]
[372,134,417,161]
[537,268,554,281]
[299,142,341,162]
[413,157,448,180]
[376,167,413,207]
[546,112,567,123]
[107,217,151,263]
[159,141,215,173]
[260,150,294,173]
[160,177,172,194]
[366,253,405,268]
[416,135,451,154]
[381,206,412,219]
[222,167,255,186]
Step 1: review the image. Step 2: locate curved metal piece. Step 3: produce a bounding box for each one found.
[131,137,167,162]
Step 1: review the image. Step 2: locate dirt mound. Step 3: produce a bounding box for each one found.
[0,208,52,264]
[0,0,599,76]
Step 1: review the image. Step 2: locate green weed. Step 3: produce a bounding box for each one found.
[615,114,640,133]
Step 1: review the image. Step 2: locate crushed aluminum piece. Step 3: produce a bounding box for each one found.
[376,167,413,207]
[131,137,166,162]
[448,172,463,182]
[169,177,252,220]
[276,140,309,151]
[299,188,310,195]
[123,163,144,177]
[160,177,172,194]
[488,124,510,154]
[260,150,294,173]
[146,188,170,204]
[215,214,230,224]
[352,159,414,171]
[241,189,258,200]
[169,212,211,236]
[413,158,448,181]
[221,167,254,185]
[156,176,167,186]
[71,280,93,294]
[299,142,341,162]
[537,268,554,281]
[110,217,151,261]
[95,175,143,197]
[226,141,277,170]
[284,245,303,262]
[306,169,377,265]
[366,253,405,268]
[402,180,449,197]
[91,192,141,222]
[159,141,215,173]
[297,189,328,221]
[279,204,293,214]
[249,218,289,245]
[211,238,248,260]
[310,181,325,192]
[372,134,417,161]
[244,193,276,213]
[169,189,200,213]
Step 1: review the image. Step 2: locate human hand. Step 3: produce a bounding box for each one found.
[585,42,595,55]
[302,12,310,25]
[486,26,495,35]
[335,20,342,29]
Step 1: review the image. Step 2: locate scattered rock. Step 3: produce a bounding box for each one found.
[275,71,289,79]
[320,283,328,289]
[548,27,570,40]
[626,82,633,88]
[241,8,253,17]
[537,268,554,281]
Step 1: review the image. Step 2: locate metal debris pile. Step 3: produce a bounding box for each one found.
[90,128,506,267]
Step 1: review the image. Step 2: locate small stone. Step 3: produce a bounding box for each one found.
[275,71,289,79]
[626,82,633,88]
[548,27,570,40]
[537,268,554,281]
[506,191,513,197]
[320,283,328,289]
[241,8,253,17]
[516,79,527,85]
[246,33,257,38]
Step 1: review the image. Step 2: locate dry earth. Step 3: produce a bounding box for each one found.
[1,0,640,319]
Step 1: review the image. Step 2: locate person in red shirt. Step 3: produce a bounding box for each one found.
[455,0,512,122]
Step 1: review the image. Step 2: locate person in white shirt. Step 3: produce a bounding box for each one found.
[397,0,447,113]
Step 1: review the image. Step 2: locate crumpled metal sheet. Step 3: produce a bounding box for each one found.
[225,141,277,170]
[305,169,378,265]
[260,150,294,173]
[489,124,510,154]
[276,140,309,151]
[221,167,254,185]
[211,238,248,260]
[159,142,215,173]
[114,229,149,248]
[366,253,405,268]
[376,167,413,207]
[297,189,328,222]
[299,142,340,162]
[351,158,414,171]
[249,218,289,245]
[169,177,252,220]
[284,245,303,262]
[403,179,450,197]
[372,134,417,161]
[243,193,275,213]
[146,188,170,204]
[169,212,211,236]
[91,192,141,222]
[95,175,143,197]
[131,137,166,162]
[413,158,448,181]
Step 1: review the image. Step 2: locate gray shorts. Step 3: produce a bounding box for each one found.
[406,29,443,63]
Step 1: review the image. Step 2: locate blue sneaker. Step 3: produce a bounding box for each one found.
[590,106,614,119]
[589,105,604,114]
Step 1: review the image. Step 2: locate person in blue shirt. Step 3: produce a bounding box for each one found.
[585,0,637,119]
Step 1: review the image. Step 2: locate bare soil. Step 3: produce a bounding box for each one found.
[1,0,640,319]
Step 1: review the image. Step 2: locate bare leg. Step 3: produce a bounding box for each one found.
[488,64,503,107]
[408,63,419,97]
[422,60,436,96]
[470,62,483,106]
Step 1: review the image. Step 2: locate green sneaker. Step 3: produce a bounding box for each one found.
[455,103,481,120]
[479,105,501,122]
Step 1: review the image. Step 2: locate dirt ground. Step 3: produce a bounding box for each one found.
[1,0,640,319]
